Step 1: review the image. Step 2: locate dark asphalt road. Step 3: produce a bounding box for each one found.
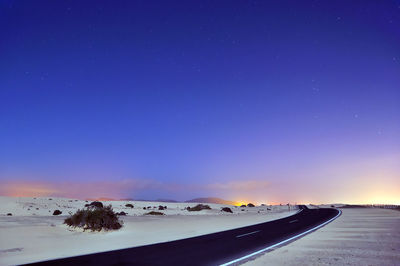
[26,206,340,266]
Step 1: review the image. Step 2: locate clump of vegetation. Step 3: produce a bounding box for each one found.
[53,210,62,215]
[7,213,12,216]
[145,211,164,215]
[187,204,211,211]
[89,201,103,208]
[240,204,246,207]
[125,204,134,208]
[116,211,127,216]
[221,207,233,213]
[64,205,123,231]
[158,205,165,210]
[247,203,255,207]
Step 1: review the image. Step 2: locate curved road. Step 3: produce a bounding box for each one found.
[26,206,340,266]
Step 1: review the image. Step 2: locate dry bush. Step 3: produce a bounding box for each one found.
[145,211,164,215]
[64,205,123,231]
[89,201,103,208]
[221,207,233,213]
[125,204,134,208]
[187,204,211,211]
[247,203,255,207]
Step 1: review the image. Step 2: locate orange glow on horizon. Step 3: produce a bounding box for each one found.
[0,178,398,205]
[0,181,58,198]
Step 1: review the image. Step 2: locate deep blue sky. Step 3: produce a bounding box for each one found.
[1,1,399,203]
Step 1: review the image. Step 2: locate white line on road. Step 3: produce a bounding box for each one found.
[220,209,342,266]
[289,219,298,223]
[236,230,261,238]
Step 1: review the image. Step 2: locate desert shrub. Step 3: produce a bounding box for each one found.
[187,204,211,211]
[145,211,164,215]
[247,203,255,207]
[89,201,103,208]
[221,207,233,213]
[125,204,134,208]
[158,205,165,210]
[53,210,62,215]
[7,213,12,216]
[64,205,123,231]
[143,207,147,210]
[240,204,246,207]
[117,211,127,216]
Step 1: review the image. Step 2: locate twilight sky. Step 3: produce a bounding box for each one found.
[1,0,399,204]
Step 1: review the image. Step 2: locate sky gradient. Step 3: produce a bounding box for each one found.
[1,0,399,204]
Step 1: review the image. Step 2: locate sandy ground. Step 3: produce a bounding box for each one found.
[244,208,400,266]
[0,196,296,265]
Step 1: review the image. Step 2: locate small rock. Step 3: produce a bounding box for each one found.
[53,210,62,215]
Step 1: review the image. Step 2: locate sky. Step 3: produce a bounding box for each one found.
[1,0,399,204]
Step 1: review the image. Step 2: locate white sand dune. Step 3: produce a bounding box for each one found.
[0,196,297,265]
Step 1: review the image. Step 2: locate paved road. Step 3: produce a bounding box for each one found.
[26,206,340,266]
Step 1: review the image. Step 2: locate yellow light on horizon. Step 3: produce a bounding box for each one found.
[235,201,247,206]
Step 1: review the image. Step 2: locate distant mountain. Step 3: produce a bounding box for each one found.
[120,198,179,203]
[155,199,179,203]
[185,197,236,205]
